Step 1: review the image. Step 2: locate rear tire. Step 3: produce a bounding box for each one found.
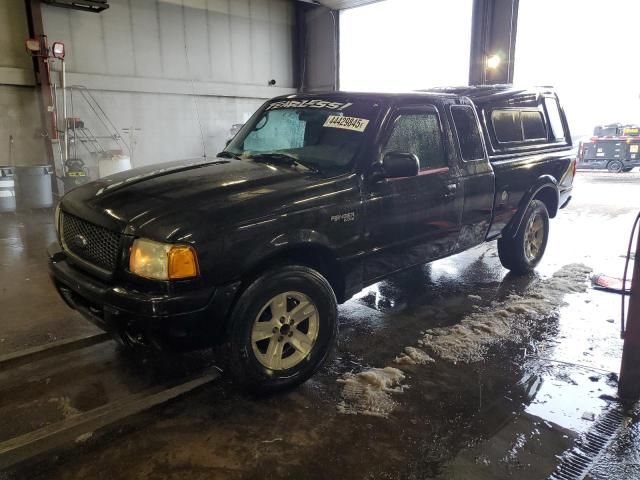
[226,265,338,394]
[607,160,623,173]
[498,200,550,275]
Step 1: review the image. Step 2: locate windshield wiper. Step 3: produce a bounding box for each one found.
[249,153,321,174]
[217,150,241,159]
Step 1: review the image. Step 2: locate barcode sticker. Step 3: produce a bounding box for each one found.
[323,115,369,132]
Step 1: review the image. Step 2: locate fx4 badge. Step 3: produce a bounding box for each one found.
[331,212,355,223]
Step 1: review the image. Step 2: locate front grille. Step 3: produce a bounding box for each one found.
[61,212,121,273]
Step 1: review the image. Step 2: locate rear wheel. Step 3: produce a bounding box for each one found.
[226,265,338,394]
[607,160,623,173]
[498,200,550,275]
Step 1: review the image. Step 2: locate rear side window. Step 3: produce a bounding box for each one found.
[450,105,485,161]
[492,110,522,142]
[544,97,565,141]
[383,112,447,169]
[521,111,546,140]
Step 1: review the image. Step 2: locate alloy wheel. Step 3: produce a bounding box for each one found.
[250,291,319,370]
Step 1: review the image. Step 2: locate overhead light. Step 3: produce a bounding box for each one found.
[52,42,65,59]
[486,54,501,70]
[25,38,42,55]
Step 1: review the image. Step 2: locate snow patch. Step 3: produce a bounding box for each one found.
[48,396,81,418]
[337,367,406,417]
[336,264,590,417]
[394,347,435,366]
[420,264,592,363]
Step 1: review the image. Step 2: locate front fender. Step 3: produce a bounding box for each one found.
[239,229,336,275]
[503,176,559,238]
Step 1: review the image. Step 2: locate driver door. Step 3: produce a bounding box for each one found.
[363,106,463,281]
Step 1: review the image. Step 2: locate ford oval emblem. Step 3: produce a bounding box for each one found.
[71,234,88,250]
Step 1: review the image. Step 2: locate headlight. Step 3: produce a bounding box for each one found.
[54,203,61,235]
[129,238,199,280]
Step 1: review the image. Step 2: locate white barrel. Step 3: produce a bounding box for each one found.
[0,166,16,212]
[98,154,132,178]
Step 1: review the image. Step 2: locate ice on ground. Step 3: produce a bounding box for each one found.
[420,264,592,363]
[337,367,406,417]
[48,396,81,418]
[394,347,435,366]
[336,264,590,417]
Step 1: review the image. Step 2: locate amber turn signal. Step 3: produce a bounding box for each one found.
[168,245,199,279]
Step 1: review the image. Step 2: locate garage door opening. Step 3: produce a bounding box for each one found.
[339,0,473,91]
[514,0,640,140]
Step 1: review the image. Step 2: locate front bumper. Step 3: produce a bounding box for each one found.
[48,242,240,348]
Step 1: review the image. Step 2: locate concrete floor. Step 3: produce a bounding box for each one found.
[1,170,639,479]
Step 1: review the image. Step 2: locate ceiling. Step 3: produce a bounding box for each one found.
[296,0,384,10]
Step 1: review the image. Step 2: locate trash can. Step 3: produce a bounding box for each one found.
[0,166,16,212]
[14,165,54,210]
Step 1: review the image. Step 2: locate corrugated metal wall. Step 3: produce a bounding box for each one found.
[41,0,297,169]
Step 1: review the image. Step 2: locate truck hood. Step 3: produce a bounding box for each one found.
[60,157,316,241]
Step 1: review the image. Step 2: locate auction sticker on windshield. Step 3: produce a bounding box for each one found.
[323,115,369,132]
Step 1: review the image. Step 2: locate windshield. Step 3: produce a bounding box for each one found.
[225,98,378,174]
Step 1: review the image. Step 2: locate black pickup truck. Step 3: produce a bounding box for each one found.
[49,85,575,391]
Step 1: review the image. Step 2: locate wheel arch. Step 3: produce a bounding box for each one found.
[504,177,559,238]
[243,243,345,302]
[234,229,346,302]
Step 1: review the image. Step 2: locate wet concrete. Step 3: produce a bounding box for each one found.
[0,170,638,479]
[0,210,98,354]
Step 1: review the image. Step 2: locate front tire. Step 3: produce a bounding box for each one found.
[227,265,338,394]
[607,160,623,173]
[498,200,550,275]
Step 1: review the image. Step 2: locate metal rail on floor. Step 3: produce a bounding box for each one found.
[0,333,111,372]
[0,368,221,470]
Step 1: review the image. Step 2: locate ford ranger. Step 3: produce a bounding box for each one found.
[49,85,575,392]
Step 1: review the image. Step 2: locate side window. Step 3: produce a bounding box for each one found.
[544,97,566,141]
[521,111,547,140]
[450,105,485,160]
[383,112,447,170]
[492,110,522,142]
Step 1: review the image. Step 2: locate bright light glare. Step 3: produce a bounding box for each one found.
[515,0,640,138]
[486,54,501,70]
[52,42,65,59]
[340,0,473,92]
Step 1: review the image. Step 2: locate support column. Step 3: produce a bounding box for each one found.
[297,4,339,93]
[24,0,58,195]
[469,0,519,85]
[619,226,640,401]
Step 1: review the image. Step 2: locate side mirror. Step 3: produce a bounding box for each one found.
[381,151,420,178]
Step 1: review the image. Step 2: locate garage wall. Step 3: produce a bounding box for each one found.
[42,0,297,168]
[0,0,46,167]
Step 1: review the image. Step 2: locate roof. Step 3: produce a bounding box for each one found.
[271,90,459,103]
[275,86,556,103]
[420,85,557,103]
